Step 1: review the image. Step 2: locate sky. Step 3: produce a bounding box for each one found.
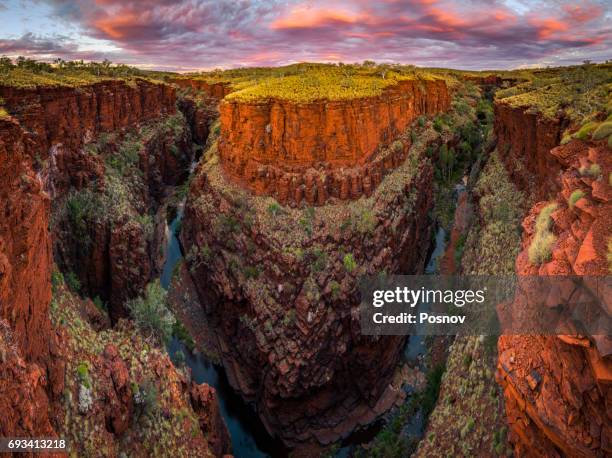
[0,0,610,72]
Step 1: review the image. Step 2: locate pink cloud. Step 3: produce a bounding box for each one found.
[1,0,610,70]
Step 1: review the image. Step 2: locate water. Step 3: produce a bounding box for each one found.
[160,212,286,457]
[160,209,183,289]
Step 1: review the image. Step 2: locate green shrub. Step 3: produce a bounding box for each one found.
[568,189,585,207]
[65,271,81,293]
[51,270,64,294]
[106,134,142,175]
[134,379,159,419]
[93,296,106,312]
[243,265,260,279]
[580,163,602,177]
[433,117,444,132]
[574,121,598,139]
[460,417,475,438]
[592,121,612,140]
[391,140,403,153]
[329,280,341,299]
[528,203,558,265]
[267,202,283,217]
[76,361,91,389]
[173,321,195,351]
[343,253,357,273]
[311,248,327,273]
[127,281,175,343]
[66,190,98,241]
[355,209,377,234]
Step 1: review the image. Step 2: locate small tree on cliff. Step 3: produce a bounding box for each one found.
[127,281,175,343]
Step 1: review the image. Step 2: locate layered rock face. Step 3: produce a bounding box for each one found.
[496,134,611,456]
[1,80,196,318]
[0,79,176,196]
[0,117,60,439]
[0,117,52,364]
[182,103,447,445]
[1,81,230,456]
[494,103,569,201]
[218,79,450,206]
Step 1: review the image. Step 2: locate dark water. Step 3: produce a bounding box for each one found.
[161,213,286,457]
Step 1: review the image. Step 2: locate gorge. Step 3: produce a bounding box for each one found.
[0,61,611,458]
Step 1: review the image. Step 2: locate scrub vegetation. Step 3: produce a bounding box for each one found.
[0,56,169,88]
[176,62,445,102]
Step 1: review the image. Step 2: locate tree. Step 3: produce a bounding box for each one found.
[127,281,175,343]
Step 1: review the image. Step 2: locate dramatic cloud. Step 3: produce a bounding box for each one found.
[0,0,610,70]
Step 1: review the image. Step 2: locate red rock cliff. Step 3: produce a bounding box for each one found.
[0,118,53,365]
[495,132,612,456]
[0,116,62,441]
[0,79,176,195]
[218,78,450,205]
[494,102,569,201]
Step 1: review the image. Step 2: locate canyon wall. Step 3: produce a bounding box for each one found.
[0,117,54,366]
[494,102,569,201]
[1,80,230,455]
[181,103,450,446]
[0,116,61,440]
[171,78,232,100]
[495,110,611,455]
[218,78,450,205]
[1,79,199,318]
[0,79,176,197]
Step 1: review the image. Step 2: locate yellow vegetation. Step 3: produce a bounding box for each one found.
[179,63,444,102]
[528,203,558,265]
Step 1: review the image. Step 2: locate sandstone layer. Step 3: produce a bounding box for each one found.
[0,81,231,456]
[181,117,451,446]
[496,134,611,456]
[494,102,569,201]
[0,79,176,194]
[218,78,450,206]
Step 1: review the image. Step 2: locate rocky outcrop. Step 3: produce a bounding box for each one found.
[47,285,231,457]
[0,118,54,365]
[171,78,232,101]
[496,138,611,457]
[0,114,64,443]
[494,102,569,201]
[0,79,176,197]
[181,118,442,446]
[0,320,58,440]
[190,383,232,456]
[218,78,450,205]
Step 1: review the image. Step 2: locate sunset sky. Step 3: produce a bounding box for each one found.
[0,0,610,71]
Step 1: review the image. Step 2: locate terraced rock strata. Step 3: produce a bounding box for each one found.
[218,78,450,206]
[497,137,611,457]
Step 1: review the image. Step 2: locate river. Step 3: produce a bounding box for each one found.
[161,210,286,457]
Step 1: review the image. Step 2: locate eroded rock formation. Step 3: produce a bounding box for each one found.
[496,130,611,455]
[494,102,569,201]
[181,86,446,446]
[0,80,230,456]
[218,78,450,206]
